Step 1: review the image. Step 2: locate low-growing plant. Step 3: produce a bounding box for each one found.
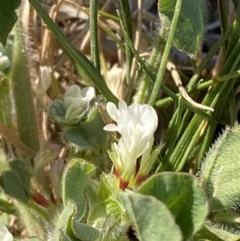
[0,0,240,240]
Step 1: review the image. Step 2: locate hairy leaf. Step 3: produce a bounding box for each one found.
[64,107,108,152]
[158,0,206,56]
[10,21,39,152]
[200,126,240,211]
[71,219,99,241]
[62,159,95,220]
[204,222,240,241]
[1,164,30,202]
[138,172,208,240]
[120,193,182,241]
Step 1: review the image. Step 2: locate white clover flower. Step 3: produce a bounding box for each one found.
[0,221,13,241]
[104,100,158,184]
[63,85,95,123]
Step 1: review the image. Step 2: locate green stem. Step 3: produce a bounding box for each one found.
[28,200,52,222]
[0,198,17,215]
[89,0,100,72]
[97,10,119,22]
[197,69,240,90]
[119,0,133,85]
[136,27,168,103]
[156,66,240,108]
[217,0,229,50]
[226,2,240,58]
[148,0,183,106]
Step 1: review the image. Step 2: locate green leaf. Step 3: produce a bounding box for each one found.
[64,107,108,152]
[1,169,29,202]
[86,174,123,223]
[200,125,240,211]
[10,20,39,152]
[71,219,100,241]
[62,158,95,220]
[52,202,75,241]
[0,0,21,46]
[194,226,223,241]
[204,223,240,241]
[158,0,206,56]
[61,234,73,241]
[9,159,30,196]
[56,202,75,232]
[138,172,208,240]
[120,193,182,241]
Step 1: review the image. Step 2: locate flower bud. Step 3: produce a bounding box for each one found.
[63,85,95,123]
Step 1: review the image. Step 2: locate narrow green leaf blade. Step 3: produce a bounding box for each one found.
[138,173,208,240]
[120,193,182,241]
[0,0,21,45]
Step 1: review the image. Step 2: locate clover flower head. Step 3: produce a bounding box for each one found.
[0,221,13,241]
[63,85,95,123]
[104,100,158,186]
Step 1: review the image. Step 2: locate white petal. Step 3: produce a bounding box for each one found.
[103,123,118,132]
[0,222,13,241]
[0,233,13,241]
[105,101,158,175]
[81,87,95,100]
[64,96,83,107]
[64,85,82,99]
[65,101,89,122]
[106,102,119,122]
[118,100,128,111]
[0,222,8,233]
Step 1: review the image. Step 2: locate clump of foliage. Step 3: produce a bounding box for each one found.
[0,0,240,240]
